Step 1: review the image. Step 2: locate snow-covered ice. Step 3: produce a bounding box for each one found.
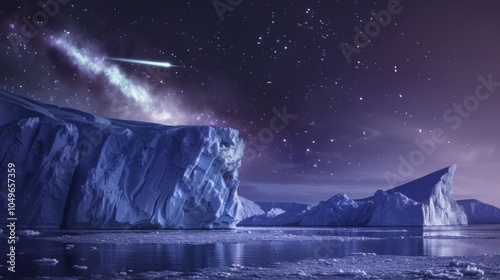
[0,90,244,229]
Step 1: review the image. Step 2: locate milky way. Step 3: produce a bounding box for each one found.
[49,35,209,125]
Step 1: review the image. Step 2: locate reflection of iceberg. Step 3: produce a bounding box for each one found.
[0,90,244,229]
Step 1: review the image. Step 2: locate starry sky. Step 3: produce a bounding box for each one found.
[1,1,500,207]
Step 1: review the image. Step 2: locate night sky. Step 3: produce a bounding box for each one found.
[1,1,499,207]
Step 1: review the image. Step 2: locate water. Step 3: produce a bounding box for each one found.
[2,224,500,278]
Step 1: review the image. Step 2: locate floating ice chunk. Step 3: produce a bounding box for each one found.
[449,259,476,267]
[348,252,366,256]
[332,269,367,276]
[18,230,41,236]
[72,265,88,270]
[33,258,58,265]
[461,265,484,276]
[65,244,75,250]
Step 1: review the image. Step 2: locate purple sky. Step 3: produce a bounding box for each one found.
[1,1,499,207]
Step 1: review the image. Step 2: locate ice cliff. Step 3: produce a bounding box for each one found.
[379,164,467,226]
[240,165,469,226]
[0,91,244,229]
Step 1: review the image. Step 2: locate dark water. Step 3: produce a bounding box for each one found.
[2,224,500,278]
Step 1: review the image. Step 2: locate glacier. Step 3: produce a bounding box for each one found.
[0,90,244,229]
[241,165,470,226]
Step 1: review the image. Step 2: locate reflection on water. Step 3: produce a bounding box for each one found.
[1,224,499,277]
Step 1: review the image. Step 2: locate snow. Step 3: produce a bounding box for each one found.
[458,199,500,224]
[240,165,469,227]
[0,90,244,229]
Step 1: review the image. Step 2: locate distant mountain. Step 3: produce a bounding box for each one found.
[0,90,244,229]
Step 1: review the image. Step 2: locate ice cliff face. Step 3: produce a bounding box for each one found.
[383,165,467,226]
[0,91,244,229]
[240,165,468,227]
[458,199,500,224]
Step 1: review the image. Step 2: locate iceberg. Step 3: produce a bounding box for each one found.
[237,196,265,220]
[300,194,373,226]
[367,190,423,226]
[239,165,468,227]
[0,90,244,229]
[458,199,500,224]
[238,201,311,226]
[379,164,467,226]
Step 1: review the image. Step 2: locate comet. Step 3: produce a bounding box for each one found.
[106,57,182,69]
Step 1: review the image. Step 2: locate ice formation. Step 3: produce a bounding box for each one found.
[238,201,311,226]
[300,194,374,226]
[458,199,500,224]
[378,164,467,226]
[0,90,244,229]
[241,165,469,226]
[236,197,265,220]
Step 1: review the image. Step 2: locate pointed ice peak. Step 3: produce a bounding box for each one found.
[386,164,457,203]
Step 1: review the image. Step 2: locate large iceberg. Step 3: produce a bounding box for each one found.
[379,164,467,226]
[240,165,468,226]
[0,90,244,229]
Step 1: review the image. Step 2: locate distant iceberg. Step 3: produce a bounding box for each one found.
[458,199,500,224]
[240,165,470,226]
